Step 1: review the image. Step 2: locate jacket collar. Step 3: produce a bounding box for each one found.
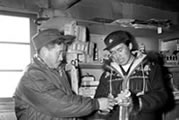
[110,53,146,90]
[33,54,60,72]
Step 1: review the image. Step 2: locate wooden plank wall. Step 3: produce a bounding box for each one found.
[0,98,17,120]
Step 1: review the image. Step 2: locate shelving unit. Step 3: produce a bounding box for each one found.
[76,18,159,37]
[39,16,161,37]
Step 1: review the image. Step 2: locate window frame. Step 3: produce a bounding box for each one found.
[0,11,37,97]
[0,10,37,72]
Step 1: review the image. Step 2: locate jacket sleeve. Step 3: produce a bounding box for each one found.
[18,69,99,118]
[94,72,109,98]
[139,64,168,112]
[86,72,110,119]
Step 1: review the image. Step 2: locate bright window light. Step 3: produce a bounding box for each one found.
[0,15,30,43]
[0,72,23,97]
[0,14,31,97]
[0,44,30,70]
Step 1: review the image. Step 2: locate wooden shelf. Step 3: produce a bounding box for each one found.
[164,64,179,68]
[165,64,179,68]
[164,64,179,72]
[79,63,179,69]
[79,62,103,69]
[77,19,159,37]
[38,16,160,37]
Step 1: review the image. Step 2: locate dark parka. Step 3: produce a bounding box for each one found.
[88,51,168,120]
[14,56,99,120]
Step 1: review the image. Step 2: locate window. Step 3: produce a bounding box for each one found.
[0,13,36,97]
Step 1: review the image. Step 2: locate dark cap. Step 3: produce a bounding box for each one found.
[104,30,138,51]
[32,29,75,51]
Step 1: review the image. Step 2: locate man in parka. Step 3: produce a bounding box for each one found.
[87,30,168,120]
[14,29,116,120]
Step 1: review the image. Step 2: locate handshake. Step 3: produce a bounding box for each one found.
[97,90,133,113]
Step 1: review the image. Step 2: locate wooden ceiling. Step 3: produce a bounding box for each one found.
[0,0,178,14]
[47,0,179,12]
[23,0,179,12]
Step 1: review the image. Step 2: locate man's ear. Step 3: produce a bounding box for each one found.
[40,47,49,58]
[129,43,133,50]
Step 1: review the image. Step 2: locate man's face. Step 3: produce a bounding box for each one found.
[45,43,66,68]
[110,43,131,65]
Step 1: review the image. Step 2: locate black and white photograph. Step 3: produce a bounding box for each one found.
[0,0,179,120]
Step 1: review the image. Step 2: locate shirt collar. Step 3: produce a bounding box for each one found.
[33,54,59,71]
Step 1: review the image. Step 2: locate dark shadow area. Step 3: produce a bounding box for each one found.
[147,51,175,120]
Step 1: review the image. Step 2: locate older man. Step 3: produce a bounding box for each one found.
[14,29,116,120]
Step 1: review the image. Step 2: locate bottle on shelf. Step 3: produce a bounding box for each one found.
[94,48,99,61]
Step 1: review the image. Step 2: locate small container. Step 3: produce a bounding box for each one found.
[82,74,95,81]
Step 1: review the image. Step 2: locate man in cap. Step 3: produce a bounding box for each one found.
[88,30,168,120]
[14,29,116,120]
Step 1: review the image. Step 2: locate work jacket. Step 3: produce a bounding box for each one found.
[14,55,99,120]
[86,51,168,120]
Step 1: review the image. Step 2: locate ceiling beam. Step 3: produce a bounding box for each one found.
[118,0,179,12]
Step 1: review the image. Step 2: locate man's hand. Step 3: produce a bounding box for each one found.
[115,90,132,107]
[97,97,117,112]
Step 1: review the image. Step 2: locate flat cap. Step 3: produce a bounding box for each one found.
[32,29,75,51]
